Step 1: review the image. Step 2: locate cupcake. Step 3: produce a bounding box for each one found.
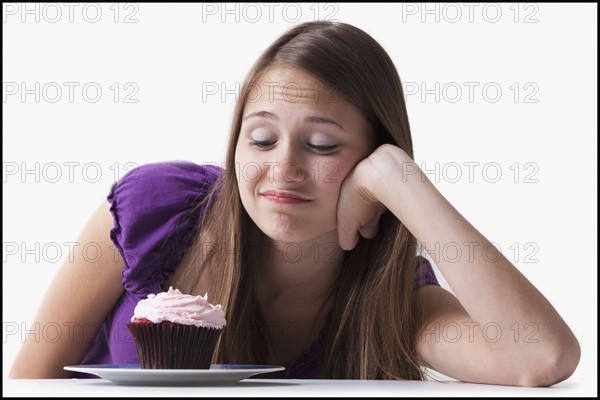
[127,286,226,369]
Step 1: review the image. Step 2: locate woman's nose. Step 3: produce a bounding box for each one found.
[267,144,305,185]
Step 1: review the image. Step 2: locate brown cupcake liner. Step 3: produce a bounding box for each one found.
[127,321,222,369]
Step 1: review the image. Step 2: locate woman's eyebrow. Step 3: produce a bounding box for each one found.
[243,110,277,121]
[243,111,344,130]
[305,115,344,130]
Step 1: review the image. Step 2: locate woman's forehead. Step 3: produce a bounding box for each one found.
[249,66,344,106]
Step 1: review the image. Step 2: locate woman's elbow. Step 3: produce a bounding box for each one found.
[9,358,72,379]
[518,338,581,387]
[8,361,31,379]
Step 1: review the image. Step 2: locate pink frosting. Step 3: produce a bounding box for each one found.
[132,287,226,329]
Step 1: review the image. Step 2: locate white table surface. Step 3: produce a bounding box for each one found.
[3,378,587,397]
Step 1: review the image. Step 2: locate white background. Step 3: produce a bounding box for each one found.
[2,2,597,395]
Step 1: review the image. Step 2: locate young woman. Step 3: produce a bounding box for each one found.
[10,21,580,386]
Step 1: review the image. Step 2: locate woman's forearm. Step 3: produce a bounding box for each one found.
[366,145,580,374]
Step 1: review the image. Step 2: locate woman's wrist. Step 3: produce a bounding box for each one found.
[363,144,421,207]
[363,144,448,241]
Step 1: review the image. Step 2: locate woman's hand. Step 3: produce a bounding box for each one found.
[336,144,407,250]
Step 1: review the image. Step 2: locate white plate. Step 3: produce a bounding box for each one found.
[64,364,285,386]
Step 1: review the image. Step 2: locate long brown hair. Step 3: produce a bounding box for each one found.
[178,21,427,380]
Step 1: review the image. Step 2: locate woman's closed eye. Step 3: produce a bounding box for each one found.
[249,140,339,154]
[250,140,275,149]
[308,143,339,154]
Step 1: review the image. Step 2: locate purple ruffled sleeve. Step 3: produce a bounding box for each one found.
[108,161,222,296]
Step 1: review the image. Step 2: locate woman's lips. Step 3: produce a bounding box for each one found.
[260,191,310,204]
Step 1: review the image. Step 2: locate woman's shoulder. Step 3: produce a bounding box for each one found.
[107,160,223,294]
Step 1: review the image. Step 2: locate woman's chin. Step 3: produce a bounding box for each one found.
[264,230,312,244]
[253,215,337,244]
[263,227,338,245]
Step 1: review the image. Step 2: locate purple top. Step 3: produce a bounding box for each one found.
[78,161,439,378]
